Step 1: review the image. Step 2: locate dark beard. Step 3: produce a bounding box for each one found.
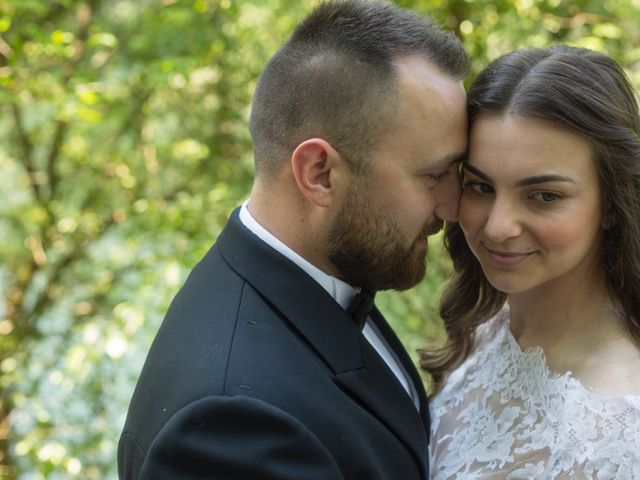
[326,179,432,291]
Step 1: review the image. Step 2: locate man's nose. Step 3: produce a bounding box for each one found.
[433,171,461,222]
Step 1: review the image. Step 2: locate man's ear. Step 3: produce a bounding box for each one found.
[290,138,346,207]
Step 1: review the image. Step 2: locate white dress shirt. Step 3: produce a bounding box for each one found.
[239,201,419,409]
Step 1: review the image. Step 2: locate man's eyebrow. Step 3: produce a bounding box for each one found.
[424,153,466,172]
[444,152,466,167]
[462,163,575,186]
[461,163,490,180]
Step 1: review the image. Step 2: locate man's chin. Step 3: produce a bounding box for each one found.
[387,251,427,291]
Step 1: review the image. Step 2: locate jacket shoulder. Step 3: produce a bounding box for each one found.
[123,395,343,479]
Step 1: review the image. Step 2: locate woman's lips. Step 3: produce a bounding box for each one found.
[485,247,534,267]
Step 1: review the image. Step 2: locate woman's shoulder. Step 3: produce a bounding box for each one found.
[570,333,640,397]
[430,309,513,403]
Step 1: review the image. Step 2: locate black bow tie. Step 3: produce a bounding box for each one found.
[347,289,376,329]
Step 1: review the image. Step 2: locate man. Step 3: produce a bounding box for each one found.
[118,1,467,478]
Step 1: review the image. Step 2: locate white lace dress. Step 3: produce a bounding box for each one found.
[429,309,640,479]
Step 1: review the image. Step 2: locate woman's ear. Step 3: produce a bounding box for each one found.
[290,138,346,207]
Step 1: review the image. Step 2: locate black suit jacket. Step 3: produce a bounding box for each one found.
[118,209,430,479]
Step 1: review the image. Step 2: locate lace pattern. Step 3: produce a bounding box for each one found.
[429,310,640,479]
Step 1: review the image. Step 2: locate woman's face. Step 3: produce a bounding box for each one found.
[458,114,604,296]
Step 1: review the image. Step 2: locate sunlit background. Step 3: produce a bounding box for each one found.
[1,0,639,477]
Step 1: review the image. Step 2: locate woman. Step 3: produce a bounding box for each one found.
[422,45,640,478]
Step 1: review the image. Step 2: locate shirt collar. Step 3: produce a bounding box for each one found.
[239,200,357,310]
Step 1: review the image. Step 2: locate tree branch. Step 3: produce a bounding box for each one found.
[10,102,42,203]
[45,120,68,201]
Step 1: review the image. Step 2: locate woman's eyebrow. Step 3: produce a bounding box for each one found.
[515,175,575,187]
[462,163,575,186]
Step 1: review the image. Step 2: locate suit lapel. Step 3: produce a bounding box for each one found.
[334,337,429,477]
[216,209,428,475]
[369,309,431,434]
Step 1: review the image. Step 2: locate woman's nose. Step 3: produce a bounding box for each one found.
[483,199,523,243]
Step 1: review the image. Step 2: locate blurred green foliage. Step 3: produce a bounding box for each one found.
[0,0,638,477]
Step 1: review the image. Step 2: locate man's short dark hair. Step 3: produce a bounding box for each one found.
[249,0,468,177]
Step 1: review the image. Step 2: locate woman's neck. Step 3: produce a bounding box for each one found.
[508,276,614,349]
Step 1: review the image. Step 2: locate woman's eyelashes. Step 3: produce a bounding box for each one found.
[528,191,564,203]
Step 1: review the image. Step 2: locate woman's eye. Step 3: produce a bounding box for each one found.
[531,191,563,203]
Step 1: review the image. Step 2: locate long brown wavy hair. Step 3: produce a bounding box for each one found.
[420,45,640,391]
